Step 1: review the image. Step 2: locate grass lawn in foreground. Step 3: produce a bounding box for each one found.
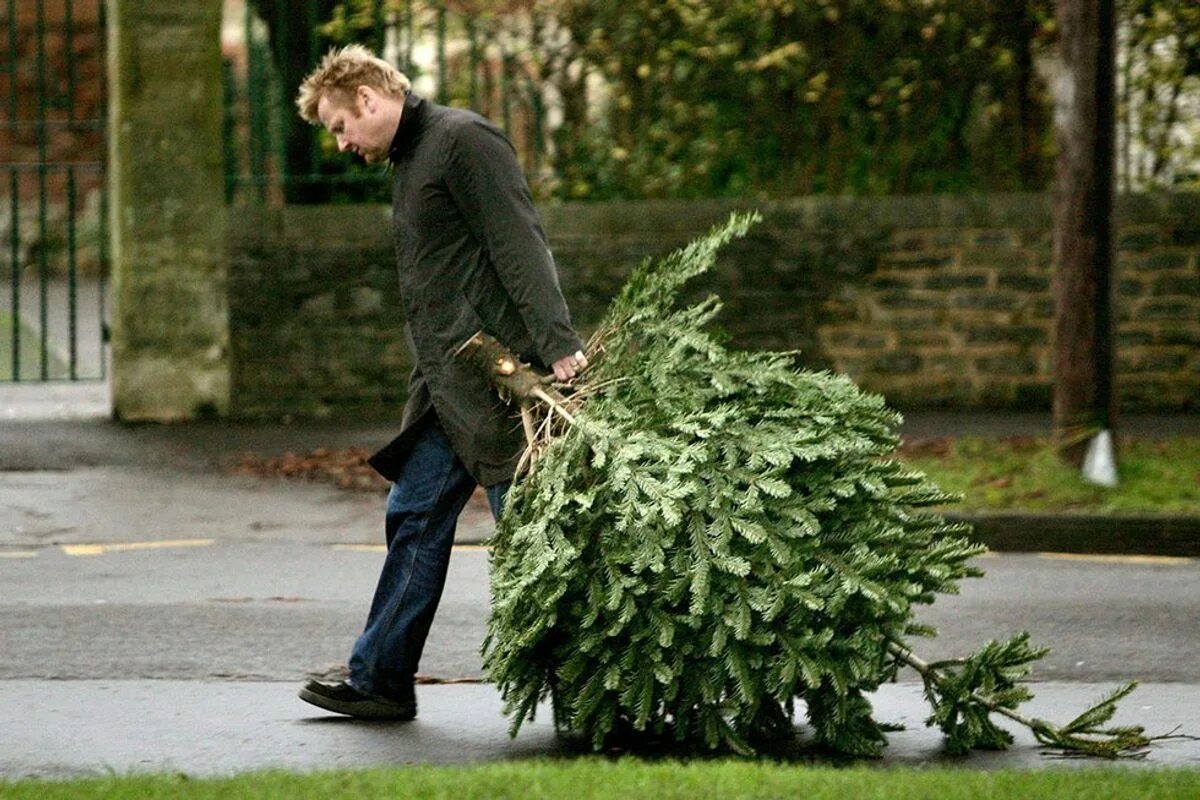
[898,435,1200,514]
[0,310,68,381]
[3,762,1200,800]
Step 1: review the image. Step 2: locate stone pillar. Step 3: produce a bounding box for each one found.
[106,0,229,420]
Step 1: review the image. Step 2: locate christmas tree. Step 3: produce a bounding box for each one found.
[472,213,1151,758]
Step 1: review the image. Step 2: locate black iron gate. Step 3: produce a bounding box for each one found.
[1,0,107,382]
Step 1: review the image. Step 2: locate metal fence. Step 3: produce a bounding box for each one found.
[1,0,108,383]
[223,0,555,205]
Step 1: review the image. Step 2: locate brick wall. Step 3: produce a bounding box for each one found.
[227,194,1199,418]
[1,0,105,199]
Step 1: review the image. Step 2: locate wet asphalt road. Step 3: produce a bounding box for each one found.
[2,541,1200,777]
[3,541,1199,685]
[3,426,1199,777]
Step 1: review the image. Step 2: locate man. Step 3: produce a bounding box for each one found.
[294,45,586,720]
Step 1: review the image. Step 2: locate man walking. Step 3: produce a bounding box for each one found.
[294,45,586,719]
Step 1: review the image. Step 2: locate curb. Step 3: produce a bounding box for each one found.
[949,512,1200,557]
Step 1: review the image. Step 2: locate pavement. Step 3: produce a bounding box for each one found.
[4,681,1198,778]
[2,389,1199,778]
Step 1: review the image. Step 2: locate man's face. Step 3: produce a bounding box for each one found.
[317,87,399,164]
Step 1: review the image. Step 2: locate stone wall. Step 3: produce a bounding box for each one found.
[227,193,1199,418]
[228,205,407,418]
[107,0,229,420]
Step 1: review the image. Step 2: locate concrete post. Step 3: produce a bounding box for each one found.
[106,0,229,420]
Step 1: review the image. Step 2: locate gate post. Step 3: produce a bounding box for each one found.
[105,0,229,420]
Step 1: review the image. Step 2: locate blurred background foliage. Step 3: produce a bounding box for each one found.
[545,0,1055,198]
[1119,0,1200,191]
[228,0,1199,202]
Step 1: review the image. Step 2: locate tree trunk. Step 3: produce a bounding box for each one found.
[250,0,336,203]
[1051,0,1117,466]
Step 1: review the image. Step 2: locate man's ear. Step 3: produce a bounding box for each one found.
[356,85,376,113]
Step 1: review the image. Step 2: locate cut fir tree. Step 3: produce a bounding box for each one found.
[474,213,1154,759]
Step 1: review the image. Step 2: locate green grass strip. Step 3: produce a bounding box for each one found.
[4,761,1200,800]
[899,435,1200,514]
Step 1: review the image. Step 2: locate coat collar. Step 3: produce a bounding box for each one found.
[388,93,427,163]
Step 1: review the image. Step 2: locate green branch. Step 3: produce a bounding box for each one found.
[886,638,1155,759]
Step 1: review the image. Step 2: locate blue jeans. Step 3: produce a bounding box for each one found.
[348,418,507,701]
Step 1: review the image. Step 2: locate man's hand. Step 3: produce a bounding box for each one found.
[551,350,588,382]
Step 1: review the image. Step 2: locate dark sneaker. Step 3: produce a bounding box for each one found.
[298,680,416,720]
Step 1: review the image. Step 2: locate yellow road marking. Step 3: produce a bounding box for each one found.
[0,551,39,559]
[1037,552,1193,565]
[61,539,215,557]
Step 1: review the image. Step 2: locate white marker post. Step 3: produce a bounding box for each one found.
[1080,429,1119,487]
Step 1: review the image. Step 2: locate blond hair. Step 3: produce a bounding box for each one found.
[296,44,411,123]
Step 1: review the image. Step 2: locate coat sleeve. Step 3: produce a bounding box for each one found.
[443,116,583,366]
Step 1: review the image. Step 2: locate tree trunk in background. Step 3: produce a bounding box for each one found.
[1004,2,1048,188]
[249,0,336,203]
[1052,0,1117,466]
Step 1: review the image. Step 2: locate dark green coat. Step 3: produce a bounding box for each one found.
[368,94,583,487]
